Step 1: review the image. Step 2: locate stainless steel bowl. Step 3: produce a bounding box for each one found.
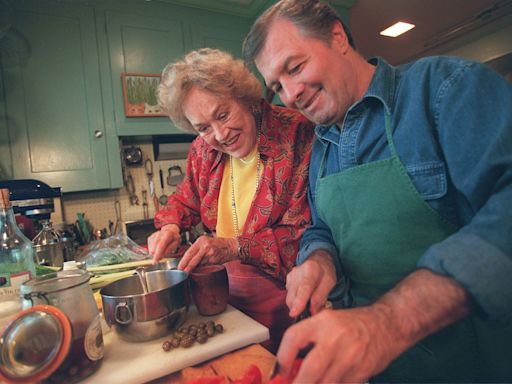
[141,258,181,273]
[100,269,189,342]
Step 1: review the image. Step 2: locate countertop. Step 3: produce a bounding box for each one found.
[81,305,269,384]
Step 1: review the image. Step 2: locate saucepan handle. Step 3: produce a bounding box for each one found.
[114,302,133,325]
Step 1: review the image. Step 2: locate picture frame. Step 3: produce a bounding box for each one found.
[121,73,166,117]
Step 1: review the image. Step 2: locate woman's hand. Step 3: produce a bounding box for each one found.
[177,235,239,272]
[147,224,181,263]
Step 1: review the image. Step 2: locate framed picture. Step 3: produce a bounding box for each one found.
[121,73,166,117]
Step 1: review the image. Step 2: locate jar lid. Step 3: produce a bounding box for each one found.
[20,269,90,296]
[0,305,72,383]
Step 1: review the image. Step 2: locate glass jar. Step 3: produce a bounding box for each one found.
[0,270,104,383]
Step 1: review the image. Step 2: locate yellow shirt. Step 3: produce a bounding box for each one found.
[216,147,259,238]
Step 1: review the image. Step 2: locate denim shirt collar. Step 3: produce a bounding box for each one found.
[315,57,397,145]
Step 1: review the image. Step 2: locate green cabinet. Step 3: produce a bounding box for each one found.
[1,0,123,192]
[106,12,187,136]
[106,7,250,136]
[191,23,245,58]
[0,0,252,191]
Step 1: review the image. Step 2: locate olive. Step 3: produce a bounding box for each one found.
[162,340,172,352]
[162,321,224,353]
[171,337,181,348]
[180,334,195,348]
[197,329,208,338]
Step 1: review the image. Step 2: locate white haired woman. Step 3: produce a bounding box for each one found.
[147,48,315,352]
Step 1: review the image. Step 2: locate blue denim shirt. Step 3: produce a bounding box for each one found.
[298,56,512,323]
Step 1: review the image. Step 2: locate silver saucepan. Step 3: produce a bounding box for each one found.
[100,269,189,342]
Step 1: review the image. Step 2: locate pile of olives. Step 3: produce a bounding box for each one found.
[162,320,224,352]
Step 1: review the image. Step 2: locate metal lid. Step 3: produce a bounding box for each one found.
[0,305,72,383]
[32,221,61,246]
[20,269,90,296]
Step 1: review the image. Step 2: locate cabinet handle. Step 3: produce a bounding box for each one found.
[94,130,103,138]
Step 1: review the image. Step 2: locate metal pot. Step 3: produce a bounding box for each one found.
[100,269,189,342]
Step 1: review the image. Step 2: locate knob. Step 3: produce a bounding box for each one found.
[94,130,103,138]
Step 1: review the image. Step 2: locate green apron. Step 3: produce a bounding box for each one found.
[315,112,512,382]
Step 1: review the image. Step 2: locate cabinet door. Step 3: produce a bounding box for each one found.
[106,12,187,136]
[190,23,247,58]
[2,0,119,192]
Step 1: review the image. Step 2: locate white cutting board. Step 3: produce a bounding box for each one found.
[81,305,269,384]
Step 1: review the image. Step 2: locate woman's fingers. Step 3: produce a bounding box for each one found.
[178,242,202,272]
[148,227,181,263]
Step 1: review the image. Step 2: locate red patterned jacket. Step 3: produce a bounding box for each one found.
[155,101,315,281]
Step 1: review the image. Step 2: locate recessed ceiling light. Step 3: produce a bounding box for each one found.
[380,22,415,37]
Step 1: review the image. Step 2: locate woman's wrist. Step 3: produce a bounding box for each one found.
[231,237,241,259]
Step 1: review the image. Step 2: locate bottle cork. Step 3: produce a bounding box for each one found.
[0,188,11,209]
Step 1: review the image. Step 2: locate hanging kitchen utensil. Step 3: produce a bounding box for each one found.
[145,158,159,212]
[141,189,149,220]
[167,165,184,186]
[158,167,168,206]
[126,171,139,205]
[114,200,122,235]
[159,168,164,189]
[159,194,168,206]
[123,146,143,166]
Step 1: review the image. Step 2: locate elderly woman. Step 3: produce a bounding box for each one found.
[148,48,315,352]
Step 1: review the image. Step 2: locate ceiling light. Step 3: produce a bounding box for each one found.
[380,22,415,37]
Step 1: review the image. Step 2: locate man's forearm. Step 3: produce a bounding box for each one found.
[373,268,473,357]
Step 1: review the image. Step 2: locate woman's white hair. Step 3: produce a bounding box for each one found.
[158,48,262,133]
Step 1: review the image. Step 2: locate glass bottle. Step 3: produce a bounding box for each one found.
[0,188,36,302]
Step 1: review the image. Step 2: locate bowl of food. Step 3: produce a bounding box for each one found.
[100,269,189,342]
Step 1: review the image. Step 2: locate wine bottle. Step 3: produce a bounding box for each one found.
[0,188,36,302]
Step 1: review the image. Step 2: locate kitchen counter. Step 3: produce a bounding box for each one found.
[81,305,269,384]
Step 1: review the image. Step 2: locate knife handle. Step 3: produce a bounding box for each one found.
[159,168,164,189]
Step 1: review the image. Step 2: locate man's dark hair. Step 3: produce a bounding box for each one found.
[243,0,355,65]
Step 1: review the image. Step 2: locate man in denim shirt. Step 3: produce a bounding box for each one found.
[244,0,512,382]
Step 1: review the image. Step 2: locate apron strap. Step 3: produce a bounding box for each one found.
[384,111,399,158]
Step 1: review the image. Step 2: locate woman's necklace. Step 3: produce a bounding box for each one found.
[230,116,262,237]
